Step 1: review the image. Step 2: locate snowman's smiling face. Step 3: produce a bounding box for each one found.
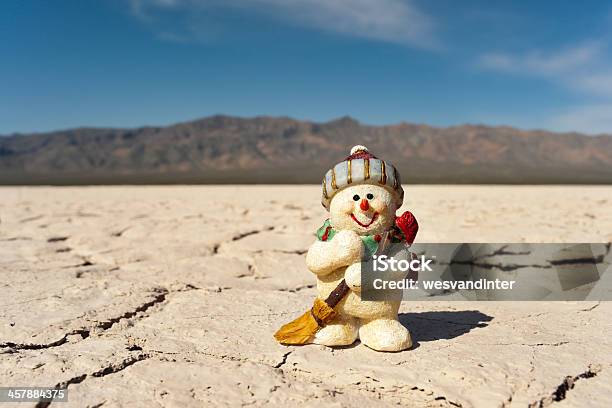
[329,184,398,236]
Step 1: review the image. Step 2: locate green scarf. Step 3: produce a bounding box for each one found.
[315,219,406,258]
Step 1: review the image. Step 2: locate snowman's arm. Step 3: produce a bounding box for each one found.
[306,230,364,276]
[306,241,342,276]
[306,240,363,276]
[344,262,362,291]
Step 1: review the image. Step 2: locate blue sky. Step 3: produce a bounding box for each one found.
[2,0,612,134]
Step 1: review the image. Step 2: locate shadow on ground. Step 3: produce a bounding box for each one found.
[399,310,493,345]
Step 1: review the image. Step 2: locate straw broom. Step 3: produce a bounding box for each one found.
[274,280,349,345]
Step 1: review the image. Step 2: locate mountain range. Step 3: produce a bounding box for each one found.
[1,115,612,184]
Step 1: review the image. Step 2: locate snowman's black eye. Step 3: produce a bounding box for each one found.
[366,193,374,200]
[353,194,360,201]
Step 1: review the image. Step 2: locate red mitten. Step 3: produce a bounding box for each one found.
[395,211,419,244]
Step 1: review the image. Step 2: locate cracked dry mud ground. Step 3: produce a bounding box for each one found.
[1,185,612,408]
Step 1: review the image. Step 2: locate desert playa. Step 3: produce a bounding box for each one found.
[1,185,612,407]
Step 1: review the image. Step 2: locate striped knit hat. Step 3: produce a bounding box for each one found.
[321,145,404,210]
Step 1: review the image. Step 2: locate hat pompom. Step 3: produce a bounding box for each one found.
[350,145,368,155]
[346,145,376,161]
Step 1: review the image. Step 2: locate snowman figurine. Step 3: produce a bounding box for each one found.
[275,145,418,352]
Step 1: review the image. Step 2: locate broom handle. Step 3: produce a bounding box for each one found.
[324,279,350,308]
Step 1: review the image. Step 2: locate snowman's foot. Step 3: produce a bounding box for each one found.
[312,316,359,347]
[358,318,412,352]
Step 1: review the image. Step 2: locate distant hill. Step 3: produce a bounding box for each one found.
[1,115,612,184]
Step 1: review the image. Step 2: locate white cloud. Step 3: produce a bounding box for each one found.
[479,41,604,76]
[129,0,437,48]
[479,41,612,99]
[479,41,612,133]
[571,72,612,97]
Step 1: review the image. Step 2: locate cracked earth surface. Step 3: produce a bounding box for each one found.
[1,185,611,408]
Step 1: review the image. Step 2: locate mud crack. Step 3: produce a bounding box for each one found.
[231,226,275,242]
[93,287,168,331]
[473,245,531,259]
[212,226,275,254]
[549,255,605,265]
[1,288,168,353]
[273,351,292,369]
[0,330,89,352]
[278,283,315,293]
[35,353,150,408]
[529,365,601,407]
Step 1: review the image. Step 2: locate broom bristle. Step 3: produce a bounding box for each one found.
[274,299,336,345]
[274,310,320,345]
